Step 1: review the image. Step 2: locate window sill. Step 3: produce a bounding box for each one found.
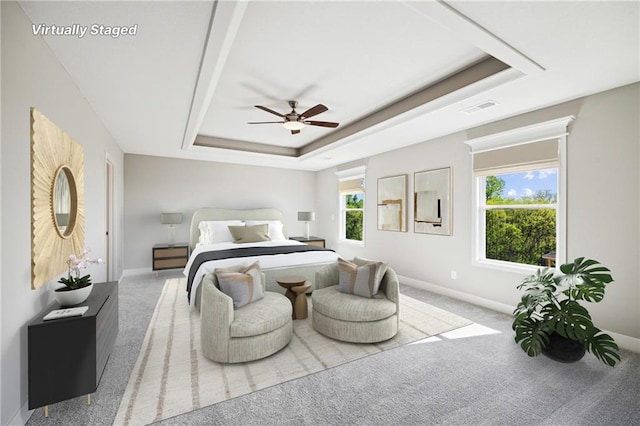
[339,239,365,247]
[472,258,546,276]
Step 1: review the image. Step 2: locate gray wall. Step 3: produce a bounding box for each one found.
[317,83,640,341]
[123,154,317,270]
[1,2,125,424]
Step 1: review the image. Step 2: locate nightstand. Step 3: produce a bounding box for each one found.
[153,243,190,271]
[289,236,326,248]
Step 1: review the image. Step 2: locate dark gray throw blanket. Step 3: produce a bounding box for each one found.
[186,244,335,302]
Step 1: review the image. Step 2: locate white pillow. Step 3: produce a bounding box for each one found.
[245,220,286,241]
[198,220,244,244]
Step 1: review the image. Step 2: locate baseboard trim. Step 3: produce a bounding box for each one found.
[398,274,515,315]
[608,331,640,354]
[9,400,32,426]
[398,274,640,354]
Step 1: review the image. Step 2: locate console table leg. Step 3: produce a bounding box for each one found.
[44,406,48,418]
[87,394,91,405]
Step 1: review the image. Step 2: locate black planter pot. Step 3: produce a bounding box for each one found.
[542,332,587,363]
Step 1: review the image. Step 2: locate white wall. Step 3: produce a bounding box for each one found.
[318,82,640,341]
[1,3,125,424]
[123,154,317,271]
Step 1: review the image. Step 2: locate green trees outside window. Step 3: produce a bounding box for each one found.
[484,173,557,266]
[344,193,364,241]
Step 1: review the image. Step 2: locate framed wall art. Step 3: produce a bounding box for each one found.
[377,174,407,232]
[414,167,451,235]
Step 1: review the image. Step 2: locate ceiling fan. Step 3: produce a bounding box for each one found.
[248,100,339,135]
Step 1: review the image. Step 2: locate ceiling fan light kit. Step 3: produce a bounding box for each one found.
[283,120,305,131]
[250,100,339,135]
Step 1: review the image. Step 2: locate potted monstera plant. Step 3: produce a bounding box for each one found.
[512,257,620,366]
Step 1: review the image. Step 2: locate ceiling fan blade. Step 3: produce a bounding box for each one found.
[299,104,328,119]
[247,121,284,124]
[304,120,339,128]
[291,130,301,135]
[255,105,285,117]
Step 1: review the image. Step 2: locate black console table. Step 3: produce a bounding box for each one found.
[28,282,118,415]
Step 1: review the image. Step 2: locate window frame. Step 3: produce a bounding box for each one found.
[336,166,366,246]
[476,169,559,271]
[339,189,365,245]
[466,116,573,274]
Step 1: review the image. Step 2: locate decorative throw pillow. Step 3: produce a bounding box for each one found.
[353,256,389,290]
[337,258,386,298]
[215,262,264,309]
[245,220,287,241]
[199,220,244,244]
[228,224,270,243]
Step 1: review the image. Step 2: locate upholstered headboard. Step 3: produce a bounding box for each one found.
[189,208,287,250]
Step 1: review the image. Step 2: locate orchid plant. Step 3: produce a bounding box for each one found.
[58,248,104,291]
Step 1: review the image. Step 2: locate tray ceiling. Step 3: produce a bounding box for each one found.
[18,1,639,170]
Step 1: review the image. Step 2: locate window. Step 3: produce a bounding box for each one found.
[341,191,364,242]
[337,167,366,244]
[466,116,573,271]
[481,169,558,266]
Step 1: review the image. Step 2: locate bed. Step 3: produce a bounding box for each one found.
[184,208,339,309]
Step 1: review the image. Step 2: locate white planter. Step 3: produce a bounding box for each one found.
[54,283,93,307]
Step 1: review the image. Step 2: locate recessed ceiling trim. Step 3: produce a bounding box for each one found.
[181,0,248,150]
[192,56,517,160]
[194,135,298,157]
[401,0,545,75]
[299,56,512,157]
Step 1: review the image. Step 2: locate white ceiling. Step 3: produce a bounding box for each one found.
[19,1,639,171]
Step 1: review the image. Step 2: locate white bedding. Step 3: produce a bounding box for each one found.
[183,240,338,307]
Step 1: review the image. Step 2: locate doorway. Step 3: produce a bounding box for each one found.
[105,156,115,281]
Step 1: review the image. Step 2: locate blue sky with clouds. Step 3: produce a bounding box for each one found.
[499,169,557,200]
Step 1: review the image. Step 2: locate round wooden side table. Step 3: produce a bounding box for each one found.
[291,282,311,320]
[276,276,311,319]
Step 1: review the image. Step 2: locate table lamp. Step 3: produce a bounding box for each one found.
[160,212,183,245]
[297,211,315,239]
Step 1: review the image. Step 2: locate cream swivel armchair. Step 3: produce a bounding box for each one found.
[200,268,293,363]
[311,258,400,343]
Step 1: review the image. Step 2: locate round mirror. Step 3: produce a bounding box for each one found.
[52,165,78,238]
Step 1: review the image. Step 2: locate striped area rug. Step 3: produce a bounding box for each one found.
[114,278,472,425]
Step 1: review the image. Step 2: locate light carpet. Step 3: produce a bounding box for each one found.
[114,278,472,425]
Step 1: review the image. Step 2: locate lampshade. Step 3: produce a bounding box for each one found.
[297,211,316,222]
[160,213,183,225]
[283,121,305,131]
